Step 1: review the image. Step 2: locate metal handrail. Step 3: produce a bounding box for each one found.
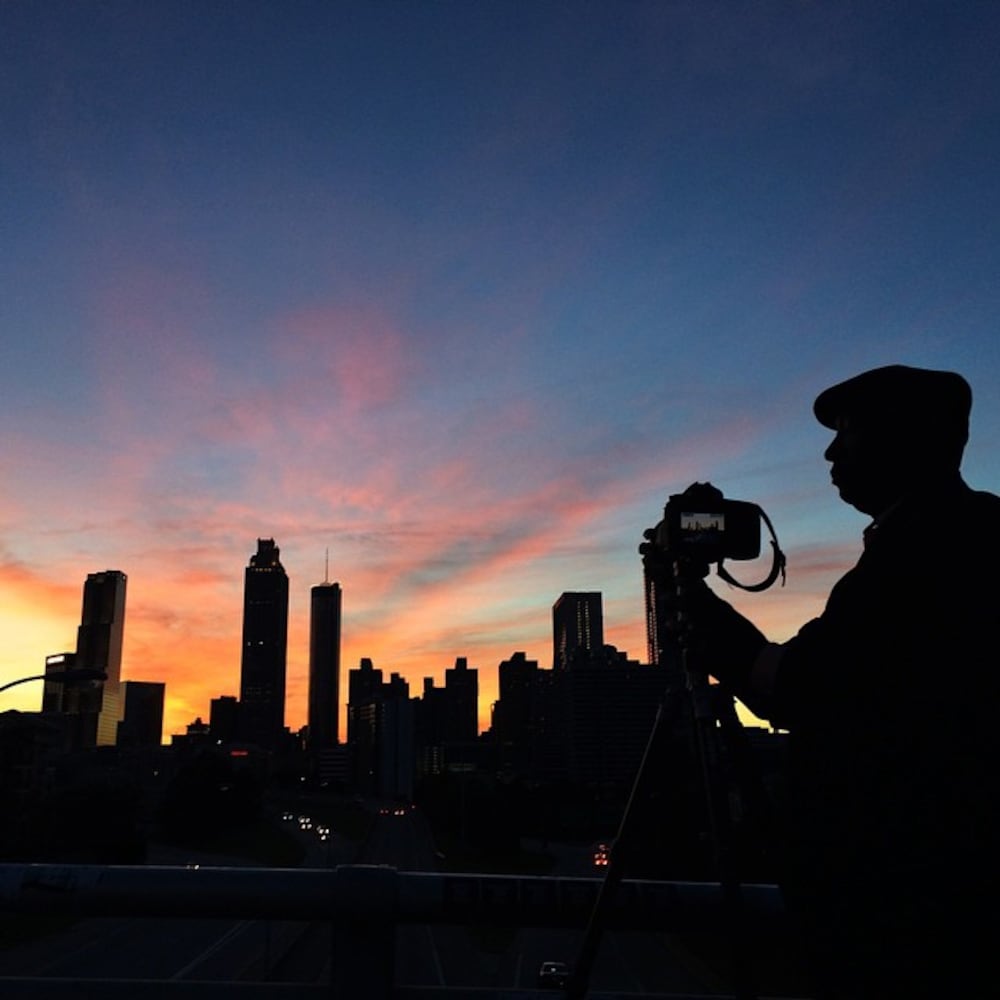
[0,862,785,926]
[0,864,789,999]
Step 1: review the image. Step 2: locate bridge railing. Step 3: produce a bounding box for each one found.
[0,863,789,999]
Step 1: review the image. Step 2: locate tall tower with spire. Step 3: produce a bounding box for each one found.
[308,553,342,750]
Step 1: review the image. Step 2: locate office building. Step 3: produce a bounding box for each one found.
[210,695,240,743]
[42,652,76,715]
[117,680,165,748]
[552,591,604,670]
[239,539,289,749]
[444,656,478,742]
[492,652,539,749]
[492,651,566,779]
[308,579,342,750]
[75,570,128,746]
[562,658,662,785]
[416,678,447,777]
[415,657,479,777]
[41,651,98,751]
[492,643,658,787]
[347,659,413,799]
[347,657,384,742]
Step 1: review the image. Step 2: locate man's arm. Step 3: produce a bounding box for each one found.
[680,585,774,715]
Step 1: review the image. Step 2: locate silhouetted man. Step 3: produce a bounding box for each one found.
[684,365,999,998]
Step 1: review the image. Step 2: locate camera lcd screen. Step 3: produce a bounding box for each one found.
[680,511,724,536]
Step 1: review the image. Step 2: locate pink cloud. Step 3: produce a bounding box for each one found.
[1,277,817,740]
[272,303,423,412]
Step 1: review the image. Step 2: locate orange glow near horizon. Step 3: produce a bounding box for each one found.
[1,541,835,741]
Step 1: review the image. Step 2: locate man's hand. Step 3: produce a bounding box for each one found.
[679,582,768,689]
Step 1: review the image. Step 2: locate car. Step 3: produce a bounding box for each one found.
[537,960,570,988]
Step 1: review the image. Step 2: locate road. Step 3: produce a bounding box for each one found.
[350,806,725,995]
[0,806,732,995]
[0,840,318,984]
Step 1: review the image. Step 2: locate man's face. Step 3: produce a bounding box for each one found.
[823,415,914,516]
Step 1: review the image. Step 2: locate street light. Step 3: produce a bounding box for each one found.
[0,669,108,695]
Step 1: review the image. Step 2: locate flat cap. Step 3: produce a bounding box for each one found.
[813,364,971,438]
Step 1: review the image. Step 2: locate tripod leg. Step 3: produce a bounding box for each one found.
[566,675,759,1000]
[565,691,681,999]
[693,693,757,1000]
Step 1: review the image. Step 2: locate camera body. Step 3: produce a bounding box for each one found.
[654,482,761,564]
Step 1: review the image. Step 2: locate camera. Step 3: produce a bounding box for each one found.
[653,482,761,564]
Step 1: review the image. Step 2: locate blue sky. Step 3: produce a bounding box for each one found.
[2,1,999,734]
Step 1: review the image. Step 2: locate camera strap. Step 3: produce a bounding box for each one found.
[716,505,787,592]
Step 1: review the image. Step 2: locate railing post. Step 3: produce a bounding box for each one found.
[328,865,398,999]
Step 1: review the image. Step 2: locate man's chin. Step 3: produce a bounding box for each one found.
[832,479,876,515]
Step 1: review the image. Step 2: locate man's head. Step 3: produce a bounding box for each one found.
[814,365,971,516]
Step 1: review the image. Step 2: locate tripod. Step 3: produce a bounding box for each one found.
[565,558,763,1000]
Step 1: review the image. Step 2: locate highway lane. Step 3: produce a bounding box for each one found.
[357,806,725,996]
[0,831,333,983]
[0,905,295,981]
[0,913,275,981]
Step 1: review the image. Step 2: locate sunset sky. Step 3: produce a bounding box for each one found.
[3,2,999,738]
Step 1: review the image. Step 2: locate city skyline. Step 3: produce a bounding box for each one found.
[24,553,647,740]
[3,4,1000,737]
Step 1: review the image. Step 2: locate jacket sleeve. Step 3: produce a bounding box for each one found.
[766,559,878,730]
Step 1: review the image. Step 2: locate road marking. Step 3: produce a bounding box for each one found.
[170,919,252,980]
[425,925,446,985]
[608,930,646,993]
[19,917,132,976]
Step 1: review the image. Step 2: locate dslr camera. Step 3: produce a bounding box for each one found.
[652,482,761,565]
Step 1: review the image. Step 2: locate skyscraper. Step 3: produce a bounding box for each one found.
[347,657,384,748]
[414,657,479,777]
[239,539,289,749]
[308,578,342,749]
[444,656,478,742]
[209,695,240,743]
[552,591,604,670]
[75,570,128,746]
[117,680,165,748]
[346,659,412,799]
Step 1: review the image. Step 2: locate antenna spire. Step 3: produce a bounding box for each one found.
[324,548,329,584]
